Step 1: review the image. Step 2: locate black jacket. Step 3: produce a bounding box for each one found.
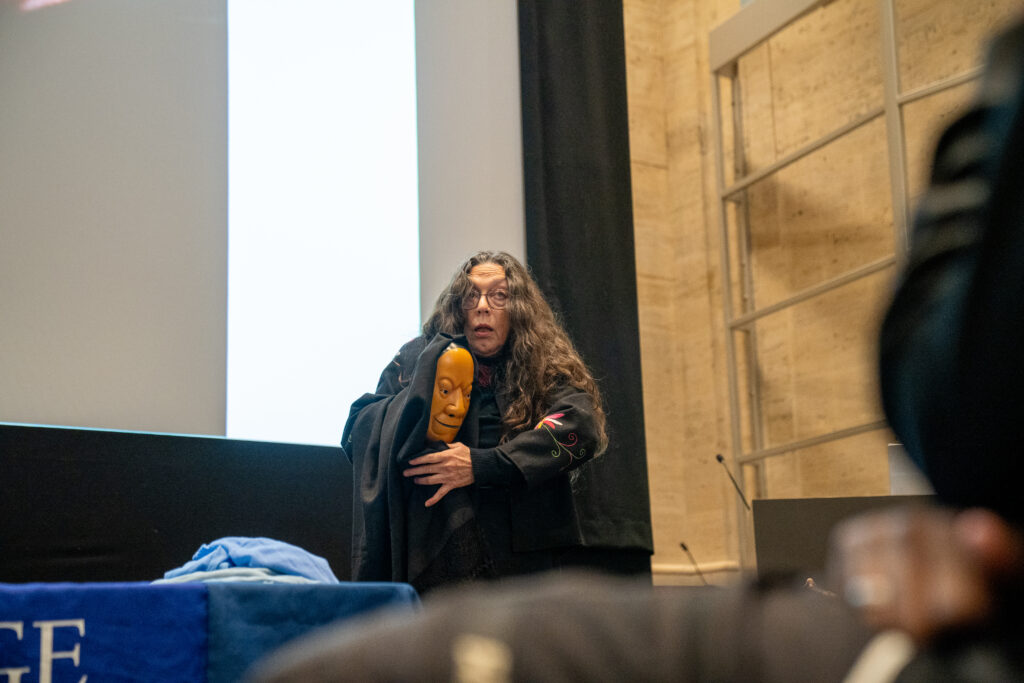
[342,333,601,590]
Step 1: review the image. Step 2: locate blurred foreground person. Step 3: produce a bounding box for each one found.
[830,16,1024,681]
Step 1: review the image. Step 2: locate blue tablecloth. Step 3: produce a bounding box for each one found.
[0,581,419,682]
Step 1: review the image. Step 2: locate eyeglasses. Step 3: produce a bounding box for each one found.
[461,288,510,310]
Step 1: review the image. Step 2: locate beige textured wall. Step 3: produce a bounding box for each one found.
[625,0,744,585]
[624,0,1022,585]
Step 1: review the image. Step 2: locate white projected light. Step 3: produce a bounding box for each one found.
[227,1,420,446]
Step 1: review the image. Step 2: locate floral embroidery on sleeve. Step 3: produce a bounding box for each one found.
[534,412,585,466]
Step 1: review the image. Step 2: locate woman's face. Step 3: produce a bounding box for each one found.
[463,263,510,358]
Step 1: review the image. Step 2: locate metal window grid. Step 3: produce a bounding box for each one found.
[708,0,984,566]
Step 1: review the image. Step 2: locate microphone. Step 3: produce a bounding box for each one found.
[679,542,708,586]
[715,453,751,511]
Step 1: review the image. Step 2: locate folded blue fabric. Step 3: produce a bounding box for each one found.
[164,537,339,583]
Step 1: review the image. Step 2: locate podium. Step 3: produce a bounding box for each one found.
[753,494,935,588]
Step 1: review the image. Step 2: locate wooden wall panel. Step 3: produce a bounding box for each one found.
[758,429,892,499]
[626,0,743,585]
[746,118,894,308]
[735,45,775,173]
[776,271,888,440]
[623,0,1017,584]
[625,0,669,169]
[751,269,889,449]
[626,0,686,580]
[752,0,883,166]
[895,0,1021,93]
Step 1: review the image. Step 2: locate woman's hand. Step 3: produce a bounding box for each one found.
[404,442,475,507]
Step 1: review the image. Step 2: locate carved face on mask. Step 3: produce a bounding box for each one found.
[427,344,474,443]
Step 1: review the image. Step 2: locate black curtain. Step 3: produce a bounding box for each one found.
[518,0,653,568]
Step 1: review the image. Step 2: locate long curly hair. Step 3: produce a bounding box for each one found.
[423,251,607,454]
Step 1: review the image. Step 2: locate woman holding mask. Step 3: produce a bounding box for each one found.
[342,251,606,592]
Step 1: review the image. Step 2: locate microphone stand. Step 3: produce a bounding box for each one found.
[679,542,709,586]
[716,453,751,511]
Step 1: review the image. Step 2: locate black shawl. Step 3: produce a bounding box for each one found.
[341,334,493,591]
